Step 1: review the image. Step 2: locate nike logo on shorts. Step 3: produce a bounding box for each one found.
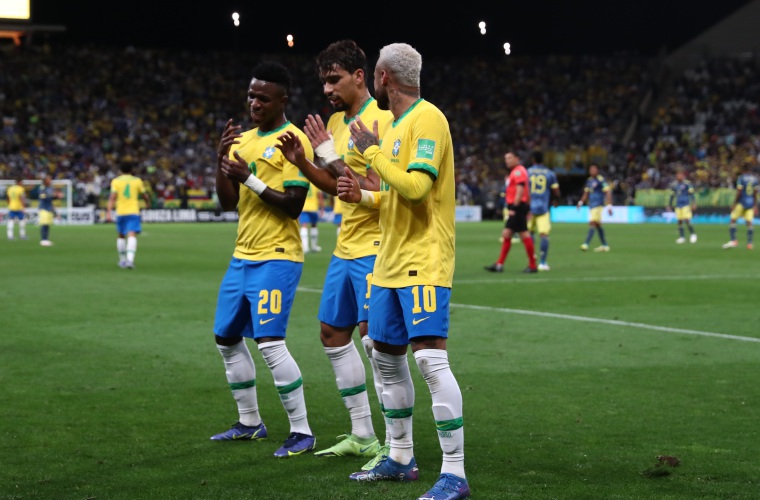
[259,318,275,325]
[412,316,430,325]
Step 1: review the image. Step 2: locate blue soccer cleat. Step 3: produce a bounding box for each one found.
[273,432,316,458]
[417,473,471,499]
[210,421,268,441]
[349,456,419,482]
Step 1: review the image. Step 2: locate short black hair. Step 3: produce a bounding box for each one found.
[531,151,543,164]
[251,61,292,94]
[121,162,135,174]
[316,39,367,76]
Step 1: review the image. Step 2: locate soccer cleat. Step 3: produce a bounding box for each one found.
[40,240,53,247]
[580,243,588,251]
[522,266,538,273]
[538,263,551,271]
[314,434,380,458]
[126,262,135,270]
[484,263,503,273]
[593,245,610,252]
[118,260,128,268]
[748,243,754,250]
[675,237,685,244]
[362,444,390,471]
[273,432,316,458]
[690,234,698,244]
[722,240,738,249]
[311,245,323,252]
[349,456,419,482]
[417,473,471,500]
[210,421,268,441]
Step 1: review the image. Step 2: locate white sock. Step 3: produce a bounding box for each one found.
[362,335,390,446]
[126,236,137,264]
[373,350,414,464]
[258,340,312,436]
[325,342,374,439]
[414,349,465,478]
[300,226,309,252]
[7,220,14,238]
[217,340,261,427]
[117,238,127,262]
[18,220,26,238]
[309,226,319,249]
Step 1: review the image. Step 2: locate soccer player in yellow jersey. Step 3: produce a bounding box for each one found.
[210,61,317,459]
[332,195,343,235]
[300,182,325,253]
[275,39,392,468]
[6,176,27,240]
[107,163,151,269]
[336,43,470,500]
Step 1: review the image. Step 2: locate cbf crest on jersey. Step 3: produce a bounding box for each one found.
[393,139,401,157]
[263,146,276,159]
[416,139,436,160]
[348,137,355,150]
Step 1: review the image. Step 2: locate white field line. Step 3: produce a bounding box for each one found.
[454,273,760,285]
[297,285,760,343]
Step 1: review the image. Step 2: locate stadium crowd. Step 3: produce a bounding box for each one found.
[1,42,758,211]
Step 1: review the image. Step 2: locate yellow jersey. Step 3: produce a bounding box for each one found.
[372,99,455,288]
[7,184,26,211]
[229,122,313,262]
[110,175,147,216]
[302,183,322,212]
[327,98,392,259]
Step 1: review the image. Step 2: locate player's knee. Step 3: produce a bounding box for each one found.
[319,323,353,347]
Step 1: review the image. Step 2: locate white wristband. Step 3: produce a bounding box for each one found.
[359,189,376,207]
[314,139,340,164]
[606,204,613,210]
[243,174,268,195]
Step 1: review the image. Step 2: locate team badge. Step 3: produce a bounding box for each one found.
[263,146,276,159]
[393,139,401,157]
[348,137,355,150]
[416,139,435,160]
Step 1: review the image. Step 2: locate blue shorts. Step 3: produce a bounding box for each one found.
[318,255,376,328]
[368,285,450,346]
[333,214,343,225]
[214,258,303,340]
[8,210,24,220]
[300,211,319,226]
[116,214,142,235]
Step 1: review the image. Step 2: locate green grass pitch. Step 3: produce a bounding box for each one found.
[1,220,759,499]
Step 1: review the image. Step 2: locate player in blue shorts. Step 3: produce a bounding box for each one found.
[337,43,470,500]
[527,151,561,270]
[107,162,151,268]
[210,61,317,459]
[668,167,697,244]
[38,175,63,246]
[276,39,392,466]
[722,162,758,250]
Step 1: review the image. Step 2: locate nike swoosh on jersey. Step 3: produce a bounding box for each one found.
[259,318,275,325]
[412,316,430,325]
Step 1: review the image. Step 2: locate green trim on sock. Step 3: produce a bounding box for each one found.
[436,416,464,431]
[383,407,413,419]
[276,377,303,395]
[339,384,367,398]
[229,379,256,391]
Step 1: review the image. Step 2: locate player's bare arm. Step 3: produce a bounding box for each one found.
[348,116,379,154]
[337,167,362,204]
[223,150,307,219]
[276,130,338,195]
[215,119,243,210]
[303,114,352,178]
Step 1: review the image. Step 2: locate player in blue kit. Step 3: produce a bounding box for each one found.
[38,175,63,246]
[527,151,561,270]
[577,163,612,252]
[668,168,697,244]
[722,162,758,250]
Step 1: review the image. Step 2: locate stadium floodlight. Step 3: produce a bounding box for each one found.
[503,42,511,55]
[287,34,294,48]
[232,12,240,26]
[478,21,486,35]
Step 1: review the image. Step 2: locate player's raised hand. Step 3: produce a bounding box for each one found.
[276,130,306,166]
[220,150,251,183]
[217,119,242,164]
[303,114,331,148]
[348,116,379,154]
[337,166,362,204]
